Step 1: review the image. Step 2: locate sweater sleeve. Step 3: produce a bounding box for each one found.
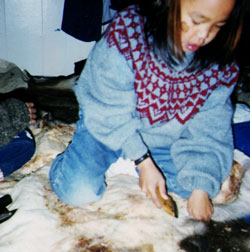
[0,98,30,148]
[170,68,238,198]
[74,39,148,160]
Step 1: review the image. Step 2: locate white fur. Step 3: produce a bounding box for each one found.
[0,125,249,252]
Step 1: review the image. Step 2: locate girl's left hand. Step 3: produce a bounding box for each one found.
[187,190,214,221]
[25,102,37,124]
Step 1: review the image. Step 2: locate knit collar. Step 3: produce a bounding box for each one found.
[105,5,238,125]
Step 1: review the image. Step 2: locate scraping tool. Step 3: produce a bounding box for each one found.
[156,187,178,218]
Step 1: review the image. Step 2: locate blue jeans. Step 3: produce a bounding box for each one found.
[49,117,190,206]
[0,130,35,179]
[150,147,191,198]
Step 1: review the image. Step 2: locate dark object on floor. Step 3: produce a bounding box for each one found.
[232,7,250,107]
[25,72,80,124]
[180,220,250,252]
[0,194,17,224]
[232,66,250,107]
[180,235,210,252]
[0,72,80,124]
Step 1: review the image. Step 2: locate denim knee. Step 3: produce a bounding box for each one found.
[51,179,106,206]
[49,154,107,206]
[49,116,120,206]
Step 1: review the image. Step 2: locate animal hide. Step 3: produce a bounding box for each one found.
[0,123,250,252]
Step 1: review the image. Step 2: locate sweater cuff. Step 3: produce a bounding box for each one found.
[178,171,220,198]
[121,132,148,160]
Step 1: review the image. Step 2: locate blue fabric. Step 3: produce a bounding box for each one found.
[243,215,250,223]
[61,0,131,42]
[61,0,103,42]
[0,130,35,178]
[49,115,122,206]
[72,6,238,199]
[233,121,250,156]
[51,5,240,204]
[233,121,250,223]
[150,147,191,199]
[49,115,190,206]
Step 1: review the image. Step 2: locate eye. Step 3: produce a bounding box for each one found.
[192,19,201,25]
[214,22,226,29]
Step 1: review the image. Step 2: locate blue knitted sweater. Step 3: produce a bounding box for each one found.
[74,6,239,198]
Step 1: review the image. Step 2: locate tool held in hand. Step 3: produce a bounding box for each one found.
[0,194,17,224]
[156,187,178,218]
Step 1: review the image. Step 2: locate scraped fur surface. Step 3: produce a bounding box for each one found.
[0,124,250,252]
[212,157,250,222]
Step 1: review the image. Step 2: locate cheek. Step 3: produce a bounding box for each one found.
[181,22,189,32]
[181,22,192,44]
[205,30,220,45]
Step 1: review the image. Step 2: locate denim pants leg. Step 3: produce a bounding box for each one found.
[49,117,121,206]
[0,130,35,180]
[150,146,191,199]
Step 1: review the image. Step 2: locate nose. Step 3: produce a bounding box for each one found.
[196,25,211,43]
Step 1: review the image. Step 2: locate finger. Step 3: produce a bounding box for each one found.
[31,110,37,118]
[139,178,145,191]
[211,203,214,214]
[158,184,168,200]
[187,206,193,218]
[202,214,211,222]
[150,189,162,208]
[139,183,148,196]
[25,102,34,109]
[190,210,211,222]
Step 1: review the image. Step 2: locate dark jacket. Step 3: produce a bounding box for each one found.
[61,0,138,42]
[61,0,103,42]
[0,98,30,148]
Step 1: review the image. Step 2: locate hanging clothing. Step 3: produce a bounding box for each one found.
[61,0,103,42]
[61,0,135,42]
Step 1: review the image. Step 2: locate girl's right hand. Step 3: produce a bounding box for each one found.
[137,157,168,208]
[187,190,214,221]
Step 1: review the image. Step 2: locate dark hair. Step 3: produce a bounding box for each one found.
[139,0,246,70]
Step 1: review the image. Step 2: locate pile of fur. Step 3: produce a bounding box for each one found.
[0,123,249,252]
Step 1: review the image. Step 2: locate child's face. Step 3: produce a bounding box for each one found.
[180,0,235,52]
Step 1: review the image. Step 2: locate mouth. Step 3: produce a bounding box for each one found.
[184,43,201,52]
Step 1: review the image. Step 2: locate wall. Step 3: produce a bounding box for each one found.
[0,0,95,76]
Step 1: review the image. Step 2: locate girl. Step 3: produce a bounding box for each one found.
[50,0,246,221]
